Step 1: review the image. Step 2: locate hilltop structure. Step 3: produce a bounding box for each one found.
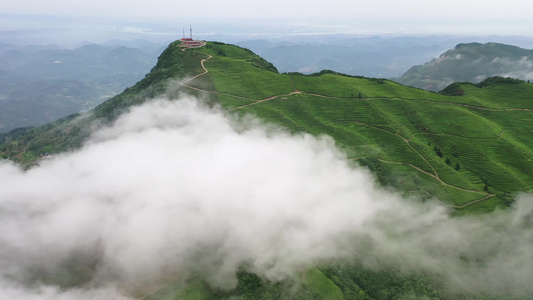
[180,26,205,49]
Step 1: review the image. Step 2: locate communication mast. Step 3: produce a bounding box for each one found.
[179,25,204,49]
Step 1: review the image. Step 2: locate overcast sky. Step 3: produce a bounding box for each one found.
[2,0,533,44]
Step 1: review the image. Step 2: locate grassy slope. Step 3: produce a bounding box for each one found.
[191,42,533,212]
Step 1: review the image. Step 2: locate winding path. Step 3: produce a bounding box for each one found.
[180,53,212,91]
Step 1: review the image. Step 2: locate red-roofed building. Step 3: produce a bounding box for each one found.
[180,26,205,49]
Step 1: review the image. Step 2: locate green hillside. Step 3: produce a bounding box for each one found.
[2,40,533,299]
[395,42,533,91]
[180,42,533,213]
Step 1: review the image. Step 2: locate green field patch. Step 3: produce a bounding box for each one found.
[142,279,214,300]
[303,268,345,300]
[201,47,294,100]
[203,57,264,99]
[268,96,329,128]
[309,123,380,150]
[174,281,214,300]
[462,138,533,191]
[477,109,533,130]
[447,107,502,138]
[370,100,498,139]
[437,164,481,191]
[453,195,507,215]
[440,186,486,206]
[292,74,400,98]
[298,97,353,123]
[348,126,432,171]
[332,98,375,121]
[300,96,389,125]
[462,83,533,109]
[499,131,533,160]
[368,162,477,206]
[238,102,306,131]
[409,138,480,191]
[218,94,257,109]
[482,139,533,173]
[365,100,420,139]
[419,133,529,193]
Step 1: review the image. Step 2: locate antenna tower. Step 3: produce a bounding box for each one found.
[190,25,192,40]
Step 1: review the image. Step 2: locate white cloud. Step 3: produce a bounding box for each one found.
[491,56,533,80]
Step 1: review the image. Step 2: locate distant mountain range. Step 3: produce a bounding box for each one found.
[0,42,165,132]
[237,36,458,78]
[395,42,533,91]
[236,36,533,80]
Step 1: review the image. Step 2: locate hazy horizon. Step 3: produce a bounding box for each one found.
[2,0,533,47]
